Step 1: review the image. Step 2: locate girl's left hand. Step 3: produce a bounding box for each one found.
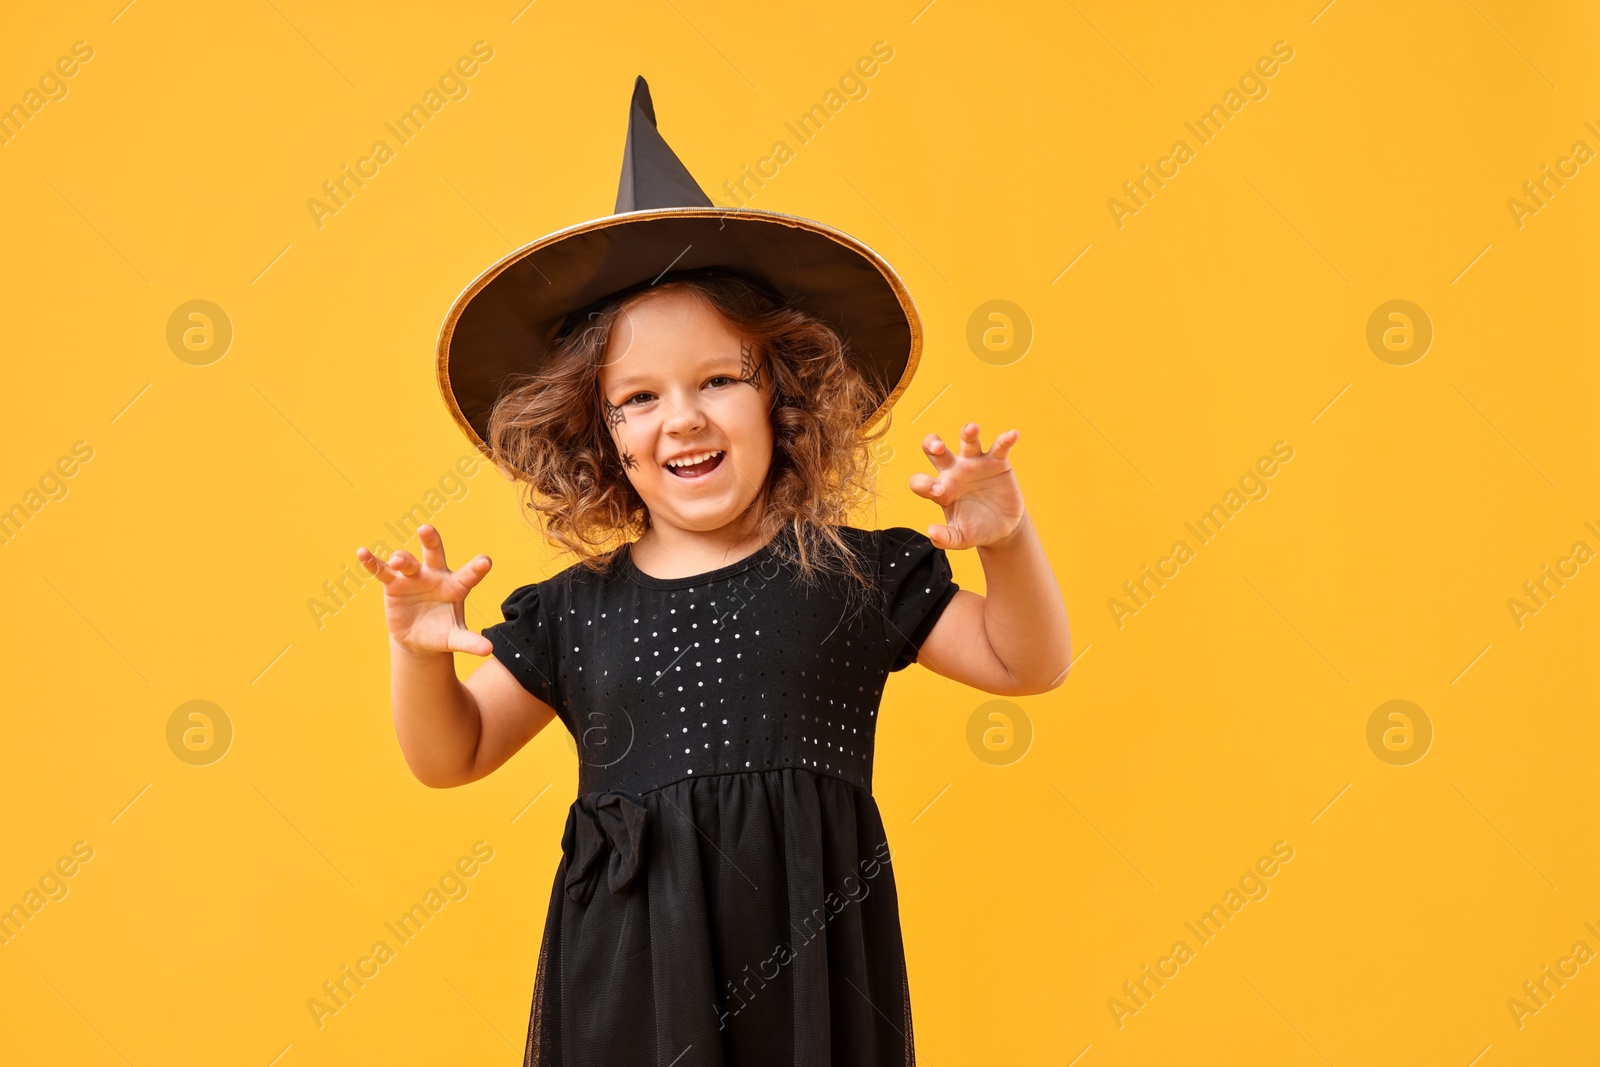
[909,422,1026,550]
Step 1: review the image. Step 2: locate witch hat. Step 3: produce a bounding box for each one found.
[436,76,923,466]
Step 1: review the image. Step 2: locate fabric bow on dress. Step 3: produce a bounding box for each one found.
[561,791,649,904]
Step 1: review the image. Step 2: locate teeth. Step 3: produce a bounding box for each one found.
[666,450,723,468]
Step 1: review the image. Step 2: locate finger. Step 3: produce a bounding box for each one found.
[908,471,952,502]
[958,422,984,459]
[418,524,448,571]
[921,433,956,471]
[449,628,496,657]
[390,550,421,577]
[990,428,1020,462]
[355,547,397,585]
[453,554,493,591]
[927,523,967,550]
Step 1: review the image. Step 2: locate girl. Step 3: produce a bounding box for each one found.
[357,79,1070,1067]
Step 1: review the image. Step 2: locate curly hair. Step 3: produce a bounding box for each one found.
[484,268,898,625]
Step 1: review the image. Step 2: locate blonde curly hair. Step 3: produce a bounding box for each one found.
[485,269,898,623]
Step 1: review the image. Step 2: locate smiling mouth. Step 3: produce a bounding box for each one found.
[664,451,726,479]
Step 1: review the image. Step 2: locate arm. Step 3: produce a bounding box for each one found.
[390,640,557,788]
[916,511,1071,695]
[900,424,1072,695]
[358,524,558,789]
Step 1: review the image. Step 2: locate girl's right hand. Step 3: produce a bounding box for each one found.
[355,524,495,657]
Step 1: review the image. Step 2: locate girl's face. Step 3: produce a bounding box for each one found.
[596,287,775,539]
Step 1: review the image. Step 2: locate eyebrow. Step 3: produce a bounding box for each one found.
[606,354,744,395]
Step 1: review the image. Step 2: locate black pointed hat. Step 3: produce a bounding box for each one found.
[437,76,923,465]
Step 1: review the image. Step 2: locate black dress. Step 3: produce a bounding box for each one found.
[484,524,959,1067]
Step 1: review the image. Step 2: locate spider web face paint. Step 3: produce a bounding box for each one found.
[736,340,764,390]
[602,393,635,471]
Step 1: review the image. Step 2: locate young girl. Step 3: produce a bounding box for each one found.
[357,80,1070,1067]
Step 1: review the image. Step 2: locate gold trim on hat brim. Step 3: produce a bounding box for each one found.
[435,207,924,466]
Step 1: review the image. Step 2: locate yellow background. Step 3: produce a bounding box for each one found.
[2,0,1596,1063]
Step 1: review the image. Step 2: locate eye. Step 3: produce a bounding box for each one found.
[707,375,735,388]
[624,392,653,405]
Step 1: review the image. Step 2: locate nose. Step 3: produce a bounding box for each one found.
[659,389,707,437]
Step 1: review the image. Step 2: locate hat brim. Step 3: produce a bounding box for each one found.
[436,208,923,461]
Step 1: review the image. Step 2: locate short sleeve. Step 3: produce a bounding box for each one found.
[876,526,960,672]
[482,583,559,707]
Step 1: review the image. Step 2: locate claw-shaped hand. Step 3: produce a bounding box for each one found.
[354,524,496,656]
[908,422,1025,550]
